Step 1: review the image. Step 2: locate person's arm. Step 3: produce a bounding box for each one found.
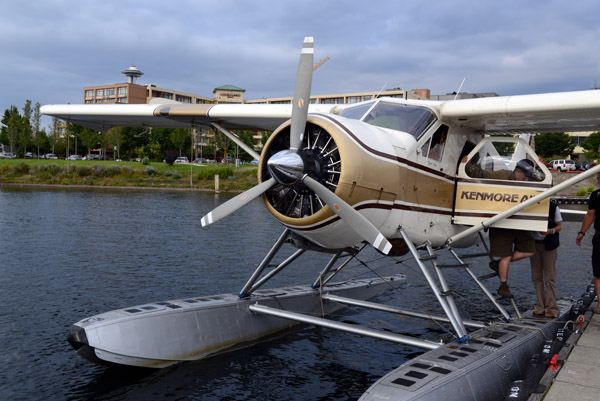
[576,209,595,246]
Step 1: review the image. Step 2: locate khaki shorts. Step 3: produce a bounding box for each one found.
[489,228,535,257]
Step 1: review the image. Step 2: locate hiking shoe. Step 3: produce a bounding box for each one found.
[498,283,514,299]
[544,312,555,318]
[533,311,544,316]
[489,259,499,274]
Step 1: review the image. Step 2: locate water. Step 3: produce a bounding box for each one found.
[0,187,594,400]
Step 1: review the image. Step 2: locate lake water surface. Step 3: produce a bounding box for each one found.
[0,187,594,400]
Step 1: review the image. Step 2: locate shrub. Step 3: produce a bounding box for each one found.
[12,162,30,175]
[47,164,62,176]
[142,157,150,165]
[145,166,158,176]
[576,187,588,196]
[197,166,234,180]
[588,185,595,194]
[76,165,92,177]
[92,165,106,177]
[106,165,121,177]
[121,166,133,176]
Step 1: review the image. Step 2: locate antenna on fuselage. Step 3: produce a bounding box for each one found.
[375,82,388,99]
[453,78,466,100]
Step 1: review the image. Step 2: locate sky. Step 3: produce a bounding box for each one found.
[2,0,600,128]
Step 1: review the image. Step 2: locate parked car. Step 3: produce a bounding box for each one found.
[551,159,576,172]
[83,154,102,160]
[193,158,207,164]
[174,157,189,163]
[0,152,15,159]
[249,160,259,165]
[575,161,589,171]
[44,153,58,160]
[66,155,83,160]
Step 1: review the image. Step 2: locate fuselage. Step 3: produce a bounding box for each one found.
[258,98,485,251]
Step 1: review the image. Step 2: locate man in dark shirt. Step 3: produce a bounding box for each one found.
[576,172,600,312]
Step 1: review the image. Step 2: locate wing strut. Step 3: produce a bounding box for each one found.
[211,122,261,161]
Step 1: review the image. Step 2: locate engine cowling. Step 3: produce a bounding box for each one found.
[258,114,405,249]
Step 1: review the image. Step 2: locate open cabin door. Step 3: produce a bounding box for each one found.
[453,137,552,231]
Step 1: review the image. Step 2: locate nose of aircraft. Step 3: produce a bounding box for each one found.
[267,149,305,185]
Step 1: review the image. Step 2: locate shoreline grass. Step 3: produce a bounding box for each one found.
[0,159,259,192]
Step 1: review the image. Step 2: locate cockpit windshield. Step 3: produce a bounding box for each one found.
[339,100,436,138]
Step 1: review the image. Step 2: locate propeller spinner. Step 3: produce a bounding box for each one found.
[200,37,392,255]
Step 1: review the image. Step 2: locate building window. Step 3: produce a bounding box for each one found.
[118,87,127,96]
[85,100,93,104]
[117,97,127,103]
[85,90,94,98]
[96,89,105,98]
[106,88,116,97]
[321,97,344,104]
[161,92,173,100]
[176,95,191,103]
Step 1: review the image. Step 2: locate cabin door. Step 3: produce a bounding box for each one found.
[453,137,552,231]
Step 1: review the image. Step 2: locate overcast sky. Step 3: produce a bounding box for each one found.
[2,0,600,127]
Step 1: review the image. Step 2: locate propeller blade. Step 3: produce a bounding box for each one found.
[302,176,392,255]
[201,177,276,227]
[289,37,314,150]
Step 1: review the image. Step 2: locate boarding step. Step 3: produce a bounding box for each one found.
[454,252,490,259]
[478,272,498,280]
[436,263,469,269]
[419,254,439,261]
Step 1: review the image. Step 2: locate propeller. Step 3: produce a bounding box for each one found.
[289,37,314,150]
[200,37,392,255]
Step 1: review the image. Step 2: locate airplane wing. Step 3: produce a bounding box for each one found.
[40,103,337,132]
[439,89,600,133]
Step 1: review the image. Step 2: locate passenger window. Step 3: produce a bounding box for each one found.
[464,140,545,182]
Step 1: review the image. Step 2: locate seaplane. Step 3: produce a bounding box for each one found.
[42,37,600,400]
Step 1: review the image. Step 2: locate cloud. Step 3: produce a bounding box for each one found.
[1,0,600,129]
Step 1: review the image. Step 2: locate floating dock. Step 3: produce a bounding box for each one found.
[541,305,600,401]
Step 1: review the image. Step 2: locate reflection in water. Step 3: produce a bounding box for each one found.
[0,187,593,400]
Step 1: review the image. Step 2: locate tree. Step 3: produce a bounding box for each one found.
[50,117,60,153]
[1,106,21,155]
[235,130,259,161]
[534,132,574,159]
[21,100,33,156]
[32,102,42,157]
[170,128,191,157]
[71,124,100,155]
[119,127,149,159]
[581,131,600,160]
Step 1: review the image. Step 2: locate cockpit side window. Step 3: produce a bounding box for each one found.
[362,102,436,138]
[427,125,448,161]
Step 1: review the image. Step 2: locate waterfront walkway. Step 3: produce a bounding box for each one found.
[542,305,600,400]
